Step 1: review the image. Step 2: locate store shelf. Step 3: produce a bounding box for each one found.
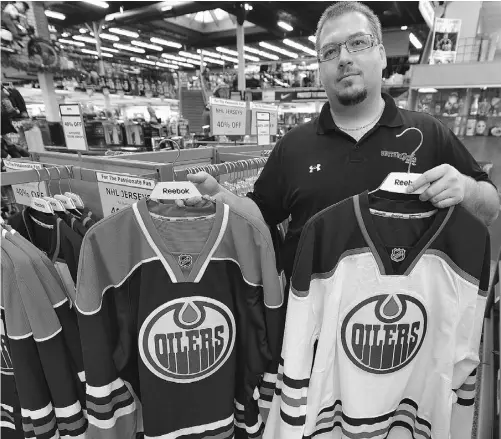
[409,61,501,89]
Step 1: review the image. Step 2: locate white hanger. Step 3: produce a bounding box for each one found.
[41,168,66,212]
[52,167,77,210]
[63,165,85,209]
[29,169,54,214]
[149,138,201,200]
[370,127,429,195]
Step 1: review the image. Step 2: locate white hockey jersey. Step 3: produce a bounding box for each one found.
[263,191,490,439]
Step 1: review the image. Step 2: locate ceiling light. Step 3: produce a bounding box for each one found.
[162,53,189,63]
[244,46,279,60]
[58,39,85,47]
[179,51,200,60]
[132,40,162,51]
[156,61,179,69]
[79,28,88,33]
[62,32,70,38]
[283,39,316,56]
[244,3,253,11]
[81,48,99,55]
[82,0,109,8]
[259,41,298,58]
[418,87,438,93]
[216,47,239,56]
[74,35,97,44]
[109,28,139,38]
[401,25,408,31]
[278,21,293,32]
[244,54,260,62]
[203,57,225,65]
[197,49,222,59]
[409,32,422,49]
[150,37,182,48]
[114,43,145,53]
[45,11,66,20]
[170,60,195,68]
[101,47,119,53]
[100,33,119,41]
[135,58,156,65]
[308,35,316,44]
[220,55,239,63]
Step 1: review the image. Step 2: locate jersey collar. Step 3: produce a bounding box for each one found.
[316,93,404,135]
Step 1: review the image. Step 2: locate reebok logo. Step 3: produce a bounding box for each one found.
[163,188,190,195]
[394,179,413,186]
[309,164,321,173]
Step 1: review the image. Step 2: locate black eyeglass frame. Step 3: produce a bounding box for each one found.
[317,34,378,63]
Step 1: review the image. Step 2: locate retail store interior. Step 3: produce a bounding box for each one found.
[1,1,500,438]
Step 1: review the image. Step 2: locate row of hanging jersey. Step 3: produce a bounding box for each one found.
[263,129,490,439]
[74,197,285,439]
[1,221,88,439]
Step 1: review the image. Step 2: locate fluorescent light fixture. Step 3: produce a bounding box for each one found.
[156,61,179,69]
[82,0,109,8]
[81,49,99,55]
[114,43,144,53]
[59,39,85,47]
[101,53,113,58]
[79,28,88,33]
[244,46,279,60]
[162,53,188,63]
[101,47,119,53]
[45,10,66,20]
[220,55,239,63]
[170,60,195,68]
[109,28,139,38]
[216,47,239,56]
[278,21,293,32]
[308,35,316,43]
[401,25,408,31]
[179,51,200,60]
[409,32,422,49]
[283,39,316,56]
[418,87,438,93]
[150,37,182,48]
[100,33,119,41]
[132,40,163,51]
[197,49,222,59]
[203,57,225,65]
[74,35,97,44]
[135,58,156,65]
[259,41,298,58]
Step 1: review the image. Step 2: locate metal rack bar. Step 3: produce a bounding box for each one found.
[174,157,268,181]
[1,165,73,187]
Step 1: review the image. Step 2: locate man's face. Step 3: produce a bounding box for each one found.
[318,12,386,106]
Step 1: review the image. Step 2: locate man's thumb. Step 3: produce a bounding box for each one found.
[187,172,209,184]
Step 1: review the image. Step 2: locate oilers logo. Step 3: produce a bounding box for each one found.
[139,297,235,383]
[341,294,427,374]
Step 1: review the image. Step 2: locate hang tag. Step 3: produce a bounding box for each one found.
[150,182,202,200]
[378,172,429,194]
[42,197,66,212]
[54,194,77,210]
[64,192,85,208]
[30,197,54,214]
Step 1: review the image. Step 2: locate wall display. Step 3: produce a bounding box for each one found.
[430,18,462,65]
[3,161,49,206]
[209,97,247,136]
[59,103,88,151]
[96,172,155,217]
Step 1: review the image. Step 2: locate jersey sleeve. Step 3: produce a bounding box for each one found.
[75,225,140,439]
[263,221,320,439]
[450,234,490,439]
[247,139,290,227]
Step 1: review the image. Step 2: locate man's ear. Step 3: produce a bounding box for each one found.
[379,45,387,70]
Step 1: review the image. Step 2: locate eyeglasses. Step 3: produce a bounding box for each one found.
[318,34,377,62]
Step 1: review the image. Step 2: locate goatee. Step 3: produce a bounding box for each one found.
[338,89,368,106]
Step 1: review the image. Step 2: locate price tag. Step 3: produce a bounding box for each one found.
[378,172,429,194]
[210,97,247,136]
[256,112,271,146]
[249,102,278,135]
[3,161,48,205]
[59,103,88,151]
[96,172,155,217]
[150,182,202,200]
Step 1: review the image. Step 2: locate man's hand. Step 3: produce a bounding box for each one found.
[175,172,225,208]
[406,164,466,209]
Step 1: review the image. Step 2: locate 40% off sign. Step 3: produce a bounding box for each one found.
[210,97,247,136]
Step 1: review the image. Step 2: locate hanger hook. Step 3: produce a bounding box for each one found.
[54,167,63,194]
[64,165,73,193]
[44,167,53,197]
[35,169,42,195]
[396,127,423,173]
[170,138,182,182]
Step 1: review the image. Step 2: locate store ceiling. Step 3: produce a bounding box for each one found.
[46,1,428,69]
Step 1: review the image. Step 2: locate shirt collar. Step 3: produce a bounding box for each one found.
[316,92,404,135]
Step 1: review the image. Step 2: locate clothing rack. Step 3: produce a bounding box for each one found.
[174,157,268,181]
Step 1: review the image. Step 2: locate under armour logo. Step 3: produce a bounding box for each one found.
[309,164,321,173]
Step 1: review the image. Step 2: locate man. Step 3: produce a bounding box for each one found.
[179,1,499,281]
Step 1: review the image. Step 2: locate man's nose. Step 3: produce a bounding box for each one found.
[338,45,353,67]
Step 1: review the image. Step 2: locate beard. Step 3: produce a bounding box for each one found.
[336,86,368,106]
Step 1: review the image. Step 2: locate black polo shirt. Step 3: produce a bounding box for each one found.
[248,93,492,279]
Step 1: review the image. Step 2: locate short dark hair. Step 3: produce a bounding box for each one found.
[315,1,383,52]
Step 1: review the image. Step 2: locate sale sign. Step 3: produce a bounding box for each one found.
[210,97,247,136]
[59,104,88,151]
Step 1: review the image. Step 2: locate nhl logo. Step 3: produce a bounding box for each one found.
[390,248,406,262]
[139,297,235,383]
[178,254,193,269]
[341,294,427,374]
